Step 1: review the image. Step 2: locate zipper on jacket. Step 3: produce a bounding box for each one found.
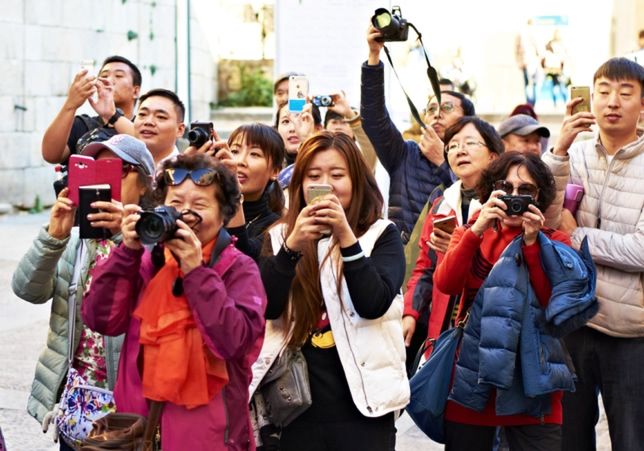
[595,149,619,230]
[222,386,230,443]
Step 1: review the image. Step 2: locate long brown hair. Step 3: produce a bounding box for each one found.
[283,131,383,346]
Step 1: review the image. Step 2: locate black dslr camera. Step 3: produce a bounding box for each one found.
[371,6,409,42]
[188,121,214,148]
[499,195,533,216]
[135,206,183,245]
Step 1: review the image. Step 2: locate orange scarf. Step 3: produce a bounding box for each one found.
[133,240,228,408]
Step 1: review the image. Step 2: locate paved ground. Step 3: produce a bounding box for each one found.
[0,210,610,450]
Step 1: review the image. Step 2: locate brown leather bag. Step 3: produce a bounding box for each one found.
[79,402,162,451]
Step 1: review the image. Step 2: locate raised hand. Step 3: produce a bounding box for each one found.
[121,204,143,250]
[470,190,509,237]
[553,97,595,156]
[65,69,96,110]
[48,188,77,240]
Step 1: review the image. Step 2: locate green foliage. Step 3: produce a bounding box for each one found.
[127,30,138,41]
[218,65,272,107]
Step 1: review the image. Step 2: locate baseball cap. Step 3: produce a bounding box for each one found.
[497,114,550,138]
[82,134,156,176]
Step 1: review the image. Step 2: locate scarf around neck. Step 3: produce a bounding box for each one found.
[133,239,228,408]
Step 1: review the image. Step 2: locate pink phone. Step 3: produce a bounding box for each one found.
[68,155,122,205]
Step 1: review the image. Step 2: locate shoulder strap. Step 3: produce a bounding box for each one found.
[208,229,232,267]
[67,240,86,363]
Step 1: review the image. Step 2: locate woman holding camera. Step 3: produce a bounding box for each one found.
[253,132,409,451]
[224,123,286,261]
[403,117,503,358]
[433,152,594,451]
[11,135,155,450]
[81,154,267,450]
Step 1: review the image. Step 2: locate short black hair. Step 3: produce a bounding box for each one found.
[477,151,556,213]
[324,110,344,128]
[154,154,240,226]
[100,55,142,87]
[138,89,186,122]
[593,57,644,97]
[428,90,476,116]
[443,116,504,166]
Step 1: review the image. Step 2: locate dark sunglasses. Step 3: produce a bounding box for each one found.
[494,180,539,198]
[163,168,218,186]
[121,163,140,179]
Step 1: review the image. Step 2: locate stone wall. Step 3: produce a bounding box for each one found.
[0,0,215,208]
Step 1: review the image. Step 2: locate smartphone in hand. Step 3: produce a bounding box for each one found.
[433,215,457,234]
[305,184,333,205]
[570,86,591,115]
[68,155,122,206]
[78,184,111,239]
[288,75,309,113]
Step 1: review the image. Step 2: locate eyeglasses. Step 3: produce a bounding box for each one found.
[163,168,218,186]
[121,163,140,179]
[446,140,487,154]
[427,102,460,115]
[494,180,539,198]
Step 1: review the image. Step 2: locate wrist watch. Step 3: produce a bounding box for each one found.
[106,108,124,127]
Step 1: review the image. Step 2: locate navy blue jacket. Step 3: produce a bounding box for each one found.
[360,61,452,244]
[450,233,597,418]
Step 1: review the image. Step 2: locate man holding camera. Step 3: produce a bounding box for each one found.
[361,25,474,245]
[42,55,142,164]
[542,57,644,450]
[133,88,186,165]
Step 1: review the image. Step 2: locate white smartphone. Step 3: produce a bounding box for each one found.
[288,75,309,113]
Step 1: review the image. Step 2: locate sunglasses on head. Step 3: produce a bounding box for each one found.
[163,168,218,186]
[494,180,539,198]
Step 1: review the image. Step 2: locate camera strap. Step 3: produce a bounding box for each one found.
[382,23,441,130]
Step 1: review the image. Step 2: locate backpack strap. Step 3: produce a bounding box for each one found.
[208,229,233,267]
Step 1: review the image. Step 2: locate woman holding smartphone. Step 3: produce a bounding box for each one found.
[404,117,504,350]
[253,131,409,451]
[11,135,155,450]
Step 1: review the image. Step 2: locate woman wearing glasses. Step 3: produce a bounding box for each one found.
[404,117,504,354]
[252,132,409,451]
[434,151,589,451]
[11,135,155,450]
[82,154,267,450]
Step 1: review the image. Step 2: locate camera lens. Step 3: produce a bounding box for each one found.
[188,128,209,147]
[136,206,181,245]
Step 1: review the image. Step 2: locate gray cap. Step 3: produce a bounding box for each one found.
[497,114,550,138]
[82,134,156,176]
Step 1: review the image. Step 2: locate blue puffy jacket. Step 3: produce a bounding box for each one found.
[360,61,452,244]
[449,233,597,418]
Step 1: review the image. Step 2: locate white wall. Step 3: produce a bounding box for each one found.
[0,0,215,207]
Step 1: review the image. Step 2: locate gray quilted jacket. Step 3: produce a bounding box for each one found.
[542,130,644,337]
[11,226,123,424]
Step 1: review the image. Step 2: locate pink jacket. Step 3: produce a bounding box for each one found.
[82,243,266,451]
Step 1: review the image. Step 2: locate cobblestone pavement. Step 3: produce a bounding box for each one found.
[0,211,610,450]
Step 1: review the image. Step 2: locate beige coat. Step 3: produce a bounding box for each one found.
[542,131,644,337]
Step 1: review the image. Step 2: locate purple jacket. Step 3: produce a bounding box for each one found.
[82,243,267,451]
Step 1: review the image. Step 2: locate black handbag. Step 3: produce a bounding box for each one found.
[259,349,312,427]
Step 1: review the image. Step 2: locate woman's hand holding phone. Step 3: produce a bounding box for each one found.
[49,188,77,240]
[309,195,357,248]
[285,205,329,253]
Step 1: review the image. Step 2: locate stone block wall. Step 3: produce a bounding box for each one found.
[0,0,215,208]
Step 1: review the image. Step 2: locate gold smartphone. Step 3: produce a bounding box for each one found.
[433,215,457,234]
[570,86,591,115]
[305,184,332,204]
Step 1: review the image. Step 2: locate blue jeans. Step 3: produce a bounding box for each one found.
[562,326,644,451]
